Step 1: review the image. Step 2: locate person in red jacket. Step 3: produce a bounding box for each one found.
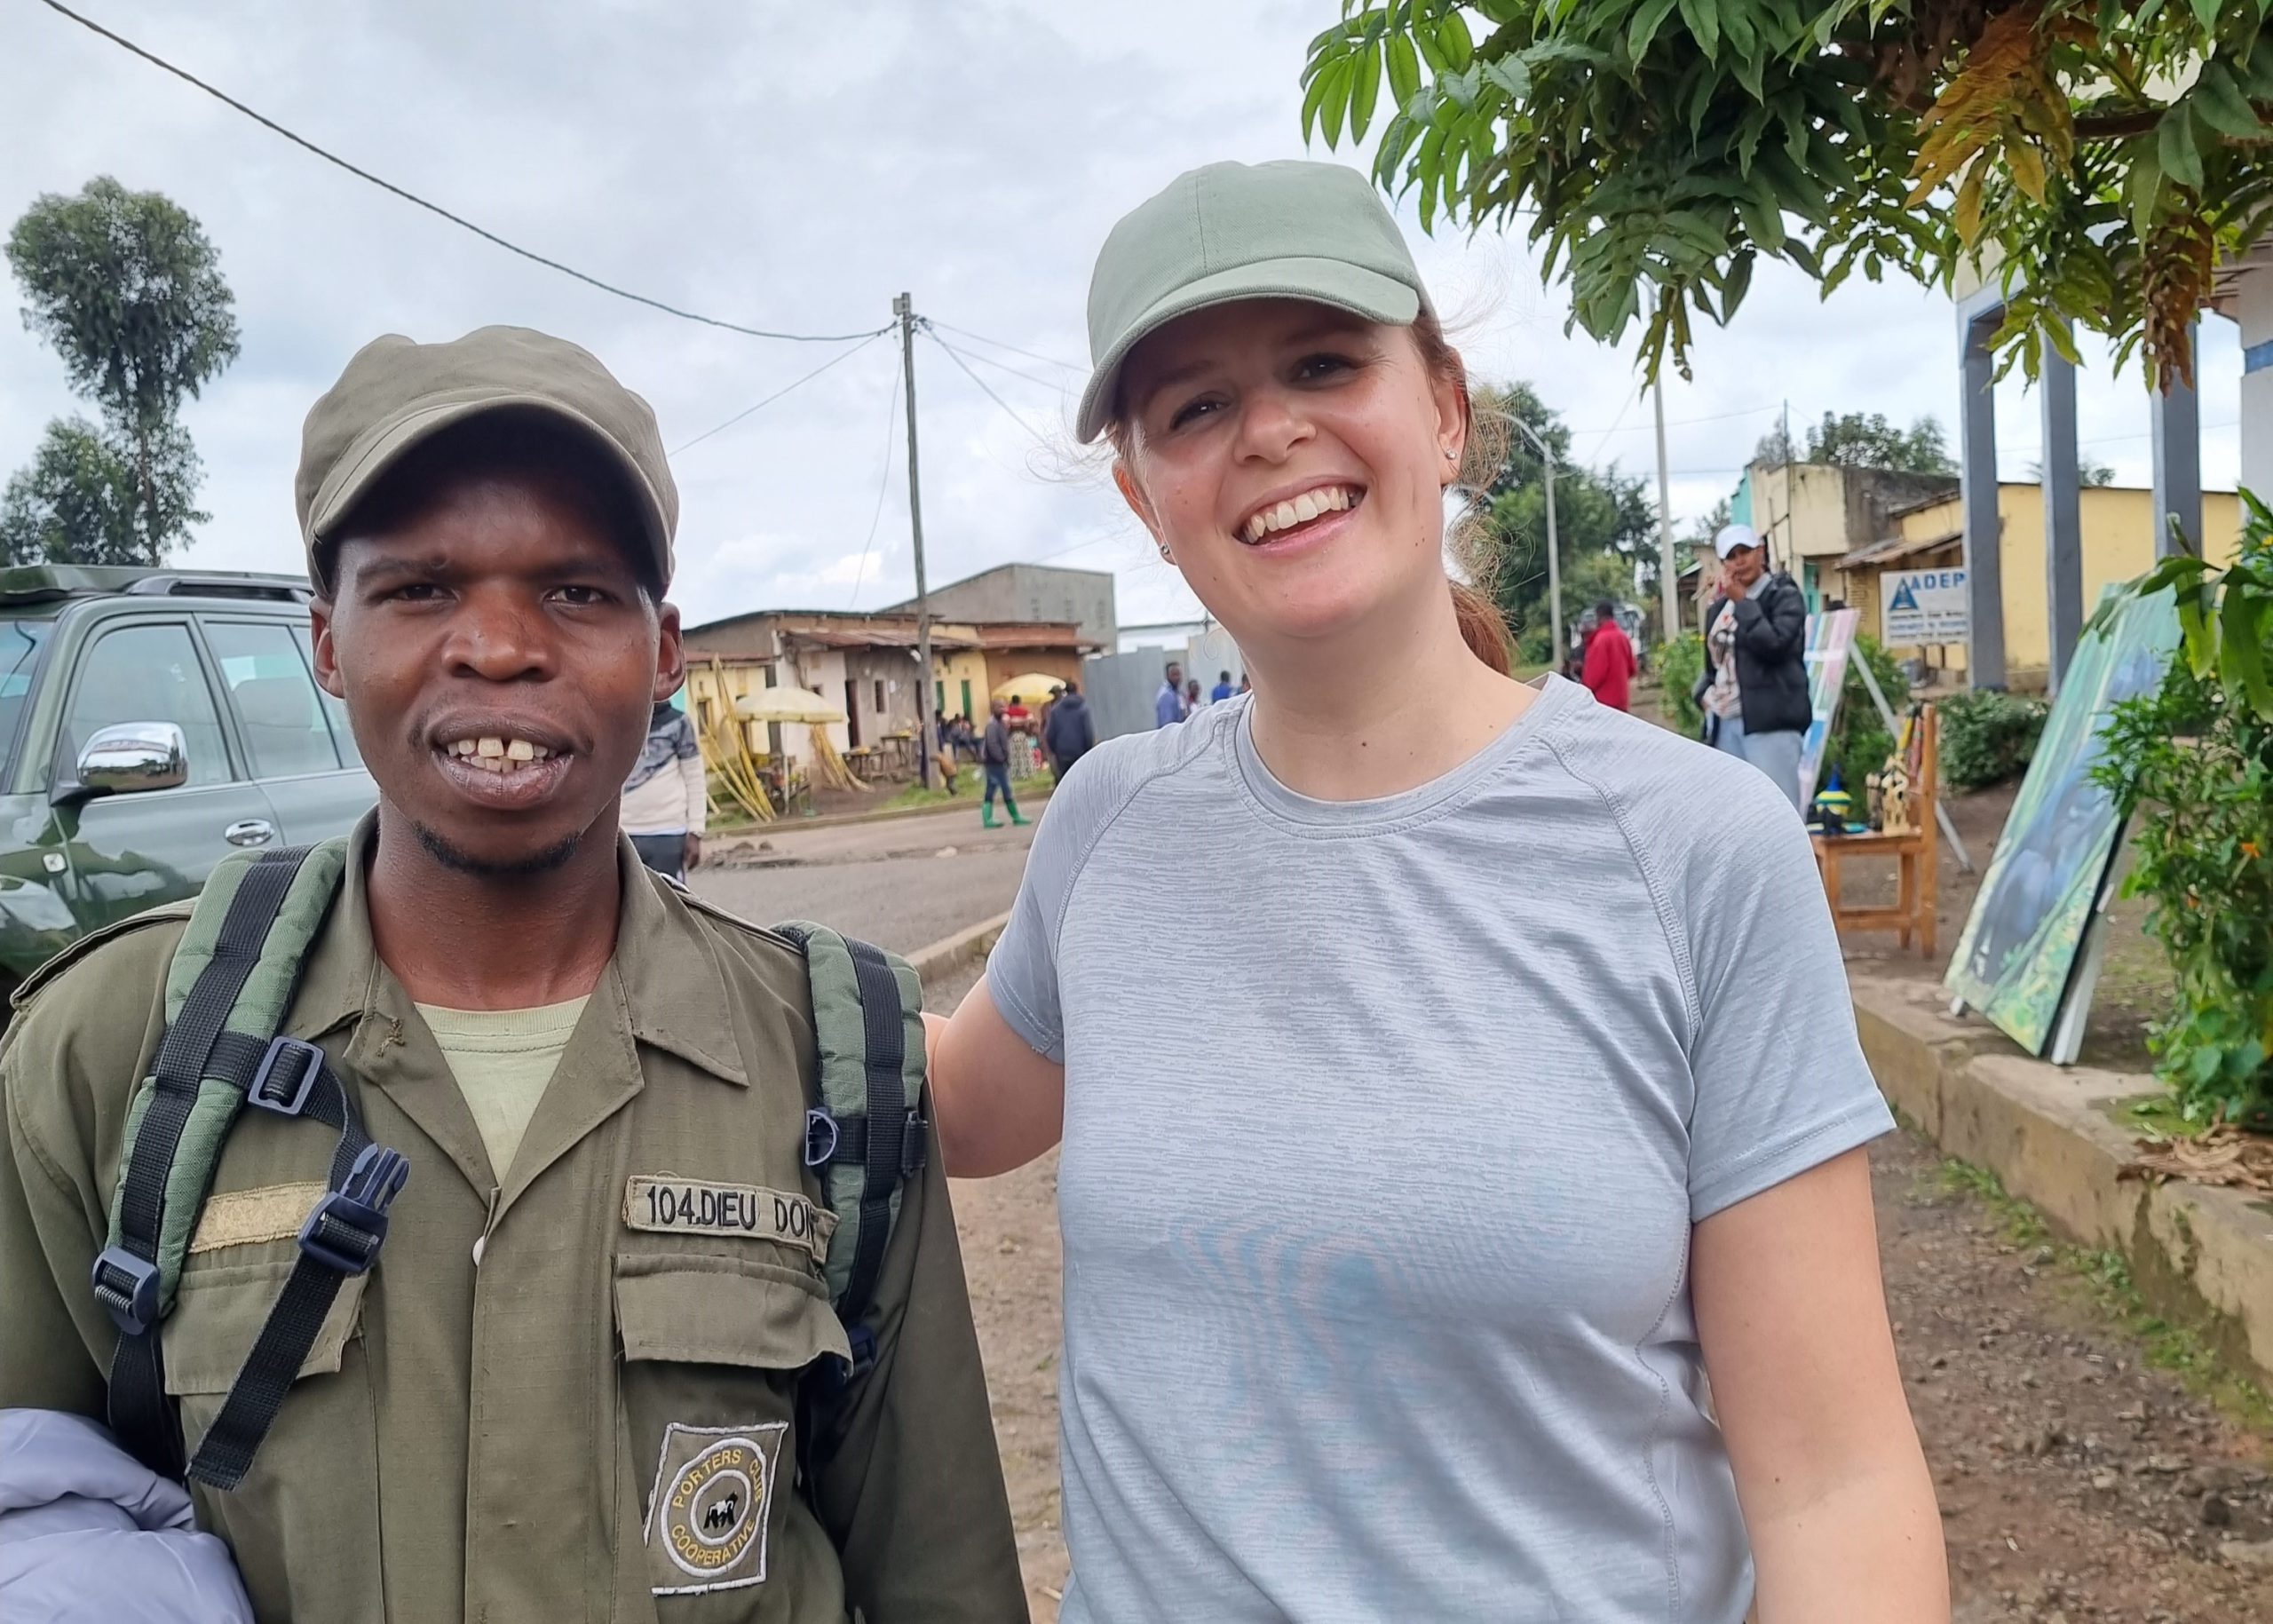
[1581,599,1637,711]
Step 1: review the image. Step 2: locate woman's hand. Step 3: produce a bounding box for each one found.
[1693,1147,1948,1622]
[923,976,1066,1178]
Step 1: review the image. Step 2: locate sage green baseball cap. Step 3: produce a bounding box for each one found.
[1076,159,1431,442]
[296,324,677,587]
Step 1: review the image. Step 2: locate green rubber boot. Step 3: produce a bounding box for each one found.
[981,802,999,829]
[1008,802,1029,827]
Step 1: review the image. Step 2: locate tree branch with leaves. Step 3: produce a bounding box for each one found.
[1301,0,2273,391]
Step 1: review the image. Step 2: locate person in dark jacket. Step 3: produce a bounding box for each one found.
[1696,523,1810,810]
[1041,681,1097,781]
[979,699,1028,828]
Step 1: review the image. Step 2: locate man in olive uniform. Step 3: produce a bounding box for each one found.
[0,327,1026,1622]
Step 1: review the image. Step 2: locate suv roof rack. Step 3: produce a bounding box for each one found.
[0,565,309,607]
[122,574,312,603]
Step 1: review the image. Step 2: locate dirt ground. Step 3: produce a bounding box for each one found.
[931,962,2273,1621]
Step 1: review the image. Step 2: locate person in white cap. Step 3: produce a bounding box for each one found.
[923,161,1943,1623]
[1699,521,1811,808]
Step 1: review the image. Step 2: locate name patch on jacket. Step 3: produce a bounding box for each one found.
[623,1176,835,1261]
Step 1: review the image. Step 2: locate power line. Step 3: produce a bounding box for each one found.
[936,342,1070,394]
[34,0,884,344]
[927,320,1086,375]
[846,350,907,610]
[922,327,1057,451]
[669,333,889,455]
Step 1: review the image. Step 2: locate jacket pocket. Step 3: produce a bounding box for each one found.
[614,1253,850,1612]
[160,1260,382,1621]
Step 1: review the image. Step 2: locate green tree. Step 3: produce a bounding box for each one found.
[5,177,238,563]
[1476,382,1654,646]
[1300,2,2273,388]
[1803,411,1955,474]
[0,417,206,566]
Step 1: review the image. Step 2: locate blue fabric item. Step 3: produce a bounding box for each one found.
[0,1409,255,1622]
[1153,683,1184,728]
[982,764,1015,805]
[1209,682,1236,702]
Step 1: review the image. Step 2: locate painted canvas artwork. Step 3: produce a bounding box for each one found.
[1944,587,2179,1055]
[1797,607,1859,808]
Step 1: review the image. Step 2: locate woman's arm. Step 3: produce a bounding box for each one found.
[1692,1146,1947,1623]
[923,976,1066,1177]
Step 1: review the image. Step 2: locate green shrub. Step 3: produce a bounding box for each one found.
[1659,632,1705,734]
[2094,501,2273,1127]
[1826,635,1907,796]
[1938,689,2049,790]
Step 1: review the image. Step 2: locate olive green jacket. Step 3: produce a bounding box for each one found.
[0,820,1025,1623]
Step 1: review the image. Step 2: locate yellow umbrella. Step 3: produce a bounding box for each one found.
[991,672,1066,704]
[734,685,846,725]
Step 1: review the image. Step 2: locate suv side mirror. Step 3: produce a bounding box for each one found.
[58,722,189,804]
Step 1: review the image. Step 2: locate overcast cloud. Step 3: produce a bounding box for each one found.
[2,1,2246,634]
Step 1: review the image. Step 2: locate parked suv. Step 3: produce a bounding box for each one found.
[0,565,375,1002]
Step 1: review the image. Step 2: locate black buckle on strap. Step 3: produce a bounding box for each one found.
[91,1247,162,1336]
[297,1145,408,1276]
[898,1106,929,1176]
[804,1107,840,1168]
[248,1036,325,1116]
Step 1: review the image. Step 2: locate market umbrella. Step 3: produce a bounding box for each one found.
[991,672,1065,704]
[734,686,846,725]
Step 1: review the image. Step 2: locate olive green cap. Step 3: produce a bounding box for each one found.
[1076,159,1431,441]
[296,324,677,585]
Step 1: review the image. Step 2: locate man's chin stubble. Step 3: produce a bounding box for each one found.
[412,820,582,879]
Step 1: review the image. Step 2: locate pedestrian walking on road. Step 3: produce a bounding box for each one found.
[1153,661,1186,728]
[923,160,1942,1624]
[1580,598,1636,713]
[1042,679,1096,781]
[1699,522,1810,810]
[621,698,706,880]
[0,326,1024,1624]
[979,698,1027,828]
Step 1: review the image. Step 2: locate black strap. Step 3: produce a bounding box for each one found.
[104,848,311,1478]
[186,1058,401,1491]
[840,939,907,1328]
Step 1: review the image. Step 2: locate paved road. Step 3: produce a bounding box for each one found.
[689,804,1035,955]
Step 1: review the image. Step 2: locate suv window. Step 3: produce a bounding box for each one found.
[0,619,51,781]
[61,621,232,787]
[203,619,340,778]
[289,622,360,767]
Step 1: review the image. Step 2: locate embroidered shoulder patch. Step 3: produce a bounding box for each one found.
[645,1421,787,1596]
[622,1176,835,1263]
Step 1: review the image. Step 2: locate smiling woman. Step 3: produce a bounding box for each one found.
[925,159,1950,1624]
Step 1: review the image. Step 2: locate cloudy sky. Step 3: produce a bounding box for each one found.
[2,1,2246,634]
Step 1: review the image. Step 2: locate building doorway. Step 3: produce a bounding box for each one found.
[843,678,862,748]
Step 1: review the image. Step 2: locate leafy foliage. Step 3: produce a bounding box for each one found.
[1300,1,2273,387]
[1659,629,1707,732]
[1937,687,2050,789]
[1828,632,1907,792]
[0,416,205,566]
[1474,381,1656,646]
[2093,498,2273,1126]
[1802,410,1954,473]
[5,178,239,563]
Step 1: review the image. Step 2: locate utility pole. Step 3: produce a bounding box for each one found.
[1654,382,1678,640]
[895,292,934,787]
[1510,417,1562,669]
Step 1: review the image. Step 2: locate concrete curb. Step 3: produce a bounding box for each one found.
[1852,972,2273,1388]
[712,789,1054,842]
[907,911,1012,986]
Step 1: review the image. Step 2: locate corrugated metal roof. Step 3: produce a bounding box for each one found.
[1837,528,1961,570]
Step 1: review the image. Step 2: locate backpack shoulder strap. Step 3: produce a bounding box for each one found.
[94,837,408,1489]
[770,922,927,1374]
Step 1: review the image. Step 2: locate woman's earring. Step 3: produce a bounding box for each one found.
[1158,543,1174,563]
[1444,447,1459,462]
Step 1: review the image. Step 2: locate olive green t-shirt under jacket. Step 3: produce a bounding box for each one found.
[414,997,589,1181]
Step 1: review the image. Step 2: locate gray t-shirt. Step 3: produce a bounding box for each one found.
[986,675,1894,1623]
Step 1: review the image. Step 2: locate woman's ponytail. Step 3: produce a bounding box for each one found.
[1452,582,1514,676]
